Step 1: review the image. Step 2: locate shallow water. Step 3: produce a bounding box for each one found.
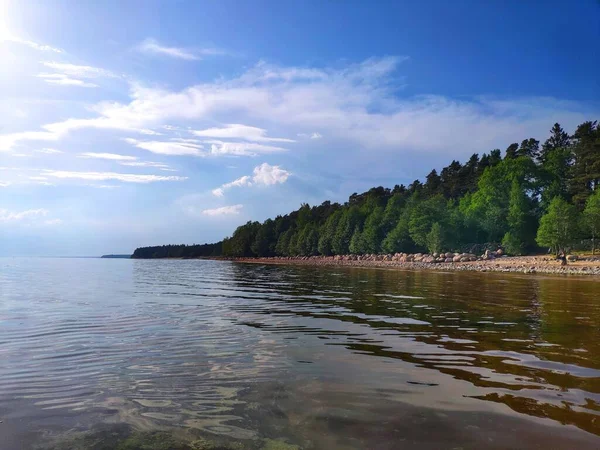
[1,258,600,449]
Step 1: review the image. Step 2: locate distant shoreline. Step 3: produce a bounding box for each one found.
[133,254,600,276]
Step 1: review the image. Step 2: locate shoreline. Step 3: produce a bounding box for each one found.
[214,254,600,276]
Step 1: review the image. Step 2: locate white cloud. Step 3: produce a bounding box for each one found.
[90,184,120,189]
[78,152,137,161]
[1,55,596,170]
[124,138,203,156]
[1,32,63,53]
[0,208,63,226]
[29,176,48,181]
[252,162,291,185]
[40,61,115,78]
[202,205,243,216]
[0,208,47,222]
[36,148,63,154]
[208,141,286,156]
[43,170,187,183]
[138,128,163,136]
[298,132,323,139]
[0,181,11,187]
[137,38,201,61]
[119,161,174,171]
[212,163,290,196]
[192,124,294,143]
[0,130,60,152]
[37,73,99,87]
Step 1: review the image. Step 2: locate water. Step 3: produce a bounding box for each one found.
[1,258,600,449]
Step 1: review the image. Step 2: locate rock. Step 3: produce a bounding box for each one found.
[452,255,462,262]
[432,252,439,258]
[445,257,454,263]
[496,248,504,256]
[567,254,578,262]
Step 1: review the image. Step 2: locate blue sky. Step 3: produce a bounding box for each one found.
[1,0,598,256]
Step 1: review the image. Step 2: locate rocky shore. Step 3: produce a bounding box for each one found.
[224,251,600,276]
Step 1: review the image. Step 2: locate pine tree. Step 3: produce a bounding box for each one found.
[570,121,600,208]
[540,123,571,163]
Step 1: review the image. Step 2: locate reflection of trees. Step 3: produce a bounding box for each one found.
[225,262,600,435]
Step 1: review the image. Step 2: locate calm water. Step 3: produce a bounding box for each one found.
[1,258,600,449]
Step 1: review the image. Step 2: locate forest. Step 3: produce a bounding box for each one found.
[132,120,600,259]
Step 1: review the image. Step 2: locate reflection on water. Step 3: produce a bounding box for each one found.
[1,258,600,449]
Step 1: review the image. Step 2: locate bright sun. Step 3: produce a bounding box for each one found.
[0,10,14,42]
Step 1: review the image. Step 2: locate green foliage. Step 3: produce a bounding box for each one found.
[381,212,413,253]
[408,194,447,248]
[501,231,524,256]
[570,121,600,207]
[133,121,599,259]
[536,197,580,254]
[504,179,536,254]
[332,207,362,255]
[583,189,600,254]
[426,222,444,254]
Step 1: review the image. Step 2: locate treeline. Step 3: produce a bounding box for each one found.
[132,242,222,259]
[221,121,600,257]
[132,120,600,259]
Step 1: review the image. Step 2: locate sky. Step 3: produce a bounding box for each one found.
[1,0,598,256]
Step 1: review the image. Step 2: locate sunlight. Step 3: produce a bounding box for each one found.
[0,15,14,42]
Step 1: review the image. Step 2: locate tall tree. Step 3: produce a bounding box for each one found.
[570,121,600,207]
[540,146,573,209]
[541,123,571,163]
[505,143,519,159]
[583,189,600,254]
[502,180,535,255]
[536,197,580,255]
[426,222,445,254]
[517,138,540,160]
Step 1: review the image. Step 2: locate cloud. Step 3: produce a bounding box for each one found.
[192,124,295,143]
[1,32,63,53]
[41,61,115,78]
[1,56,596,170]
[252,162,291,185]
[298,132,322,139]
[208,141,287,156]
[78,152,137,161]
[119,161,175,171]
[37,73,99,87]
[90,184,120,189]
[201,204,243,216]
[36,62,116,88]
[137,38,208,61]
[124,138,203,156]
[0,208,47,222]
[212,163,290,196]
[43,218,63,225]
[0,181,11,187]
[36,148,63,154]
[42,170,187,183]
